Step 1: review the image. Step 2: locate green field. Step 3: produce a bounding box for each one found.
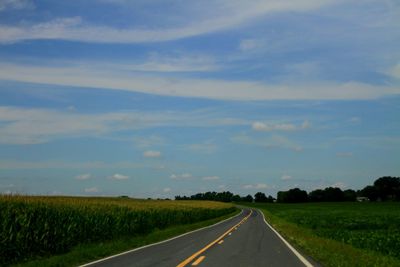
[247,202,400,267]
[0,195,236,266]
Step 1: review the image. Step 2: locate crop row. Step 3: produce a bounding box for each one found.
[0,195,235,265]
[263,202,400,259]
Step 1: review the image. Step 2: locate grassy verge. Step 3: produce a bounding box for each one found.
[13,209,240,267]
[242,203,400,267]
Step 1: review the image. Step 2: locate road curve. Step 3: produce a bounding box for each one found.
[81,208,316,267]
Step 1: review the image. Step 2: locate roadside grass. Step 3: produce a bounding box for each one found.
[242,203,400,267]
[12,209,240,267]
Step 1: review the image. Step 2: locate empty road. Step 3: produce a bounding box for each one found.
[81,208,315,267]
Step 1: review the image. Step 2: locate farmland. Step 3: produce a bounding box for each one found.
[0,195,236,266]
[249,202,400,267]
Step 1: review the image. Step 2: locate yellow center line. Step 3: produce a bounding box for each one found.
[191,256,206,266]
[176,210,253,267]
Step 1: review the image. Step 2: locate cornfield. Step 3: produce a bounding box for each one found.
[0,195,235,265]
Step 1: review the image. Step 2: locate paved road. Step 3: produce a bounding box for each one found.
[81,208,315,267]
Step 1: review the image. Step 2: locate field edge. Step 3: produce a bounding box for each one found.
[13,208,240,267]
[242,203,400,267]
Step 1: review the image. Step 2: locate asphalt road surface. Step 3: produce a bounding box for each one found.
[81,208,316,267]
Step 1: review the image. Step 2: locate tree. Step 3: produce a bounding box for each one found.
[242,194,253,202]
[254,192,268,203]
[277,188,308,203]
[309,189,324,202]
[232,194,242,202]
[323,187,344,202]
[374,176,400,201]
[343,189,357,201]
[360,185,379,201]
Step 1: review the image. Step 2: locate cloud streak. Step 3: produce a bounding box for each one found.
[0,63,398,100]
[0,106,248,145]
[0,1,335,44]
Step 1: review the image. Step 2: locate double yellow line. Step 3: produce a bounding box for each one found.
[176,209,253,267]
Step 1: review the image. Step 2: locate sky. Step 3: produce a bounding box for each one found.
[0,0,399,198]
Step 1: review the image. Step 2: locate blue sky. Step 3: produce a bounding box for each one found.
[0,0,399,198]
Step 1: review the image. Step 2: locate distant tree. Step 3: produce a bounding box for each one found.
[254,192,268,203]
[266,195,275,203]
[323,187,344,202]
[374,176,400,201]
[343,189,357,201]
[232,194,241,202]
[216,191,234,202]
[309,189,324,202]
[278,188,308,203]
[242,194,254,202]
[360,185,379,201]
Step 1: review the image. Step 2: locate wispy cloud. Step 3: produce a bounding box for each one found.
[0,160,146,170]
[163,187,171,193]
[243,183,269,190]
[252,120,310,132]
[0,1,334,44]
[84,186,100,193]
[281,175,292,180]
[231,133,303,152]
[0,106,247,145]
[185,141,217,154]
[109,173,129,180]
[170,173,192,180]
[0,63,398,100]
[0,0,34,11]
[202,176,220,181]
[143,150,162,158]
[75,173,92,180]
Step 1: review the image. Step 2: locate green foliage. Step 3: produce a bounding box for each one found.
[0,195,235,266]
[260,202,400,260]
[277,188,308,203]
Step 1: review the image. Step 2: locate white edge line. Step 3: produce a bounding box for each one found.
[79,209,244,267]
[257,209,314,267]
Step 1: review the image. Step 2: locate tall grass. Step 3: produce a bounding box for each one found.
[0,195,235,265]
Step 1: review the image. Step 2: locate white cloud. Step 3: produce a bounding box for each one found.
[281,175,292,180]
[202,176,220,180]
[0,63,398,100]
[133,135,165,148]
[348,117,361,123]
[163,187,171,193]
[331,182,346,189]
[0,1,335,44]
[243,183,269,190]
[387,63,400,79]
[75,173,91,180]
[170,173,192,180]
[109,173,129,180]
[84,187,100,193]
[143,150,162,158]
[0,160,146,170]
[252,120,310,132]
[185,141,217,154]
[239,38,266,51]
[301,120,311,129]
[124,53,218,72]
[231,133,303,152]
[0,106,249,145]
[0,0,34,11]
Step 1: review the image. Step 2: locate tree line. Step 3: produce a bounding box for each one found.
[175,176,400,203]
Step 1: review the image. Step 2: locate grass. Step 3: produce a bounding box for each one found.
[242,202,400,267]
[12,209,240,267]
